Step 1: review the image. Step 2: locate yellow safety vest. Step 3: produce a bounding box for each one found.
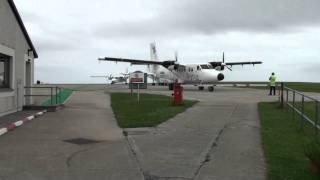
[269,75,276,87]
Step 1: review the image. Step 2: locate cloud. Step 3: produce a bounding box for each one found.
[96,0,320,38]
[301,63,320,73]
[12,0,320,83]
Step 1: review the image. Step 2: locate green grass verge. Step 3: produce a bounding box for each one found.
[239,82,320,93]
[285,82,320,93]
[259,102,320,179]
[42,89,73,106]
[111,93,196,128]
[292,102,318,123]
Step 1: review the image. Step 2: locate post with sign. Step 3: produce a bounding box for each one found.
[129,72,145,103]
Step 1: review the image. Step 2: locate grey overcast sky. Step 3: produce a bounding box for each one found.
[14,0,320,83]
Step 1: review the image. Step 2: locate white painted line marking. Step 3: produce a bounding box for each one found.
[26,116,35,121]
[14,121,23,127]
[0,128,8,136]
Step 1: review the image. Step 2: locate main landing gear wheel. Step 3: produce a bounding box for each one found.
[208,86,214,92]
[198,86,204,91]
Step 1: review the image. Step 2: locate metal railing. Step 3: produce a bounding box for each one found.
[24,86,62,106]
[279,83,320,133]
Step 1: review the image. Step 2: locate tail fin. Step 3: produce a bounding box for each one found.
[175,51,178,62]
[149,42,159,75]
[150,43,158,61]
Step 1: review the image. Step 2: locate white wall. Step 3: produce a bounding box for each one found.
[0,0,35,116]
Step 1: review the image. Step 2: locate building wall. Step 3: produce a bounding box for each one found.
[0,0,35,116]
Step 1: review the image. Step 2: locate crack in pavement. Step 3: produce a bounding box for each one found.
[125,135,192,180]
[124,103,255,180]
[65,141,110,168]
[192,105,240,179]
[144,172,192,180]
[66,148,91,167]
[125,135,146,180]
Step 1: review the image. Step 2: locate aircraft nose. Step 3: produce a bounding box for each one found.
[218,73,224,81]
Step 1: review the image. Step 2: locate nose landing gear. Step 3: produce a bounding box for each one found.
[208,86,214,92]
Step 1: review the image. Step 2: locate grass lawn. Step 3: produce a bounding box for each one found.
[42,89,73,106]
[292,102,318,123]
[239,82,320,93]
[285,82,320,93]
[259,102,320,179]
[111,93,196,128]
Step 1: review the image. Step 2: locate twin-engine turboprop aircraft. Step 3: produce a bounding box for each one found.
[98,43,262,91]
[91,69,130,85]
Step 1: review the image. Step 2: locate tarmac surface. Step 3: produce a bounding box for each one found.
[0,85,282,180]
[0,90,142,180]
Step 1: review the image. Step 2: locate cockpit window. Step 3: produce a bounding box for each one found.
[200,64,213,69]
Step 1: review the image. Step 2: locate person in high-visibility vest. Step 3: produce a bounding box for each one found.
[269,72,277,95]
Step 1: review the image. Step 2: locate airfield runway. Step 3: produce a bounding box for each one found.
[0,85,279,180]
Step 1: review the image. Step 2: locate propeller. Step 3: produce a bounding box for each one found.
[175,51,178,62]
[221,52,233,71]
[208,52,233,71]
[223,52,225,63]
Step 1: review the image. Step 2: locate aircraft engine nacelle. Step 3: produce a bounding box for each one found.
[215,66,224,71]
[165,62,180,71]
[209,62,225,71]
[168,65,178,71]
[162,61,176,68]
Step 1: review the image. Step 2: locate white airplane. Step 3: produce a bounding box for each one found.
[91,69,130,85]
[98,43,262,91]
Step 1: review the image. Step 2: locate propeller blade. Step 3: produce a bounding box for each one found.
[223,52,225,63]
[227,65,232,71]
[175,51,178,62]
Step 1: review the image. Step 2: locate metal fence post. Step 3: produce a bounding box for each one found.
[280,83,284,108]
[300,95,304,130]
[55,87,58,105]
[316,101,319,135]
[50,87,53,105]
[292,91,295,120]
[59,88,61,104]
[286,89,289,106]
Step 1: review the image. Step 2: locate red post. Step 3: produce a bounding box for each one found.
[173,81,183,105]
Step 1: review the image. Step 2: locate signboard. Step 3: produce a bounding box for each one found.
[130,72,145,84]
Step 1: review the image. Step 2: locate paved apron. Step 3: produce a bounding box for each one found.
[0,91,143,180]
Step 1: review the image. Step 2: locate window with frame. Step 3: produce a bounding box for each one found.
[0,54,10,88]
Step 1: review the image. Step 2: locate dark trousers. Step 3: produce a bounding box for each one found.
[269,86,276,95]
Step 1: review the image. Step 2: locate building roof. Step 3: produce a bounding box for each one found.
[7,0,38,58]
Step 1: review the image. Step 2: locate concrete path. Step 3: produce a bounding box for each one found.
[0,91,143,180]
[121,86,277,180]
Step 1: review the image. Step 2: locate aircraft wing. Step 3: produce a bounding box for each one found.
[98,57,163,65]
[225,61,262,66]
